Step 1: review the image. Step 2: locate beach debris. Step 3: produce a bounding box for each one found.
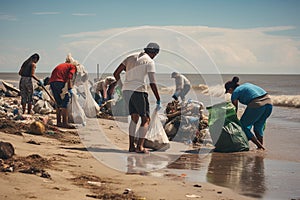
[0,153,52,179]
[26,139,41,145]
[19,166,42,174]
[87,181,103,187]
[41,171,51,179]
[193,184,202,188]
[164,100,209,144]
[185,194,201,198]
[0,141,15,159]
[29,121,45,135]
[1,81,20,96]
[19,166,51,179]
[123,188,132,194]
[33,99,54,114]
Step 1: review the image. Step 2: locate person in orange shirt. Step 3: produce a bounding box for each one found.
[49,59,77,129]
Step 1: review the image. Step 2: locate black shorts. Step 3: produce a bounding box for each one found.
[123,90,149,117]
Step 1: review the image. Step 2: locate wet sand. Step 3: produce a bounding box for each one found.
[0,98,254,200]
[87,117,300,200]
[1,92,299,199]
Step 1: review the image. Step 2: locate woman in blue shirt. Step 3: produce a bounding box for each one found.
[225,76,273,150]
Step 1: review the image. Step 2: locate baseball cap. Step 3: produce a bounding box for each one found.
[144,42,160,54]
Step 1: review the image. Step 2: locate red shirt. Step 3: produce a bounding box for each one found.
[49,63,76,83]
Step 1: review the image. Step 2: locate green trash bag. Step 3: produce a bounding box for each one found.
[111,86,129,116]
[207,102,249,153]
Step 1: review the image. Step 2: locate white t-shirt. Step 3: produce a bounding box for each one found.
[175,74,191,90]
[122,52,155,93]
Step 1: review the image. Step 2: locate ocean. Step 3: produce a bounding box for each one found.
[1,72,300,199]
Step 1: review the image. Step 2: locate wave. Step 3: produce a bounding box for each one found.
[193,84,300,108]
[270,95,300,108]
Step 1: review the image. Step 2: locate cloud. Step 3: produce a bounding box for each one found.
[1,25,298,74]
[32,12,60,15]
[59,26,300,74]
[0,14,17,21]
[71,13,96,16]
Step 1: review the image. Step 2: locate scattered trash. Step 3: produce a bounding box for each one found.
[46,131,55,135]
[87,181,102,187]
[193,184,202,188]
[41,171,51,179]
[29,121,45,135]
[26,140,41,145]
[123,188,132,194]
[185,194,201,198]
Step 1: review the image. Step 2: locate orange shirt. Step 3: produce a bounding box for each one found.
[49,63,76,83]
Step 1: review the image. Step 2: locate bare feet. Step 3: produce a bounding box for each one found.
[135,148,149,154]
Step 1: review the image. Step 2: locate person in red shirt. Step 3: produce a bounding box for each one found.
[49,61,77,128]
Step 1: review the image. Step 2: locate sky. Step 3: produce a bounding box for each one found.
[0,0,300,74]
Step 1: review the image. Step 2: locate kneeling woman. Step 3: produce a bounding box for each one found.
[225,76,273,150]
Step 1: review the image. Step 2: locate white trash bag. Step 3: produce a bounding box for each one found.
[144,110,170,151]
[68,89,86,125]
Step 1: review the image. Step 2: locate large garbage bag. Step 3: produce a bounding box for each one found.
[33,99,54,114]
[68,89,86,125]
[144,110,170,151]
[207,102,249,153]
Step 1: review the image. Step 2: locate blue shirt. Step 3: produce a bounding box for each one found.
[231,83,267,105]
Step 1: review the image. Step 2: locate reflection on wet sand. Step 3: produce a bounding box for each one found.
[207,153,266,198]
[126,153,170,175]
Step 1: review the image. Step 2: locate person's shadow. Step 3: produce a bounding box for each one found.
[206,152,266,198]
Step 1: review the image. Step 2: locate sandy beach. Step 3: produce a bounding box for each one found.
[0,94,258,200]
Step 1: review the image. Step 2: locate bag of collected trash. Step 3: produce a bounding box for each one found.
[68,89,86,125]
[144,110,170,151]
[82,81,100,118]
[207,102,249,153]
[33,99,54,114]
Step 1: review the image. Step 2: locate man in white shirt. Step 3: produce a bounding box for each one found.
[171,72,191,101]
[113,43,161,153]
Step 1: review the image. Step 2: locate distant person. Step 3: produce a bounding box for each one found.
[18,53,42,114]
[171,72,191,101]
[93,76,116,105]
[49,56,77,129]
[225,76,273,150]
[113,42,161,153]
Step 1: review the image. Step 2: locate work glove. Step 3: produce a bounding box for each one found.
[155,100,162,111]
[68,88,73,97]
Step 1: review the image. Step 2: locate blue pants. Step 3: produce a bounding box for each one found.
[240,104,273,139]
[50,82,70,108]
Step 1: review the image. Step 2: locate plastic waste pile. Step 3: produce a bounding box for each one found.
[164,100,209,144]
